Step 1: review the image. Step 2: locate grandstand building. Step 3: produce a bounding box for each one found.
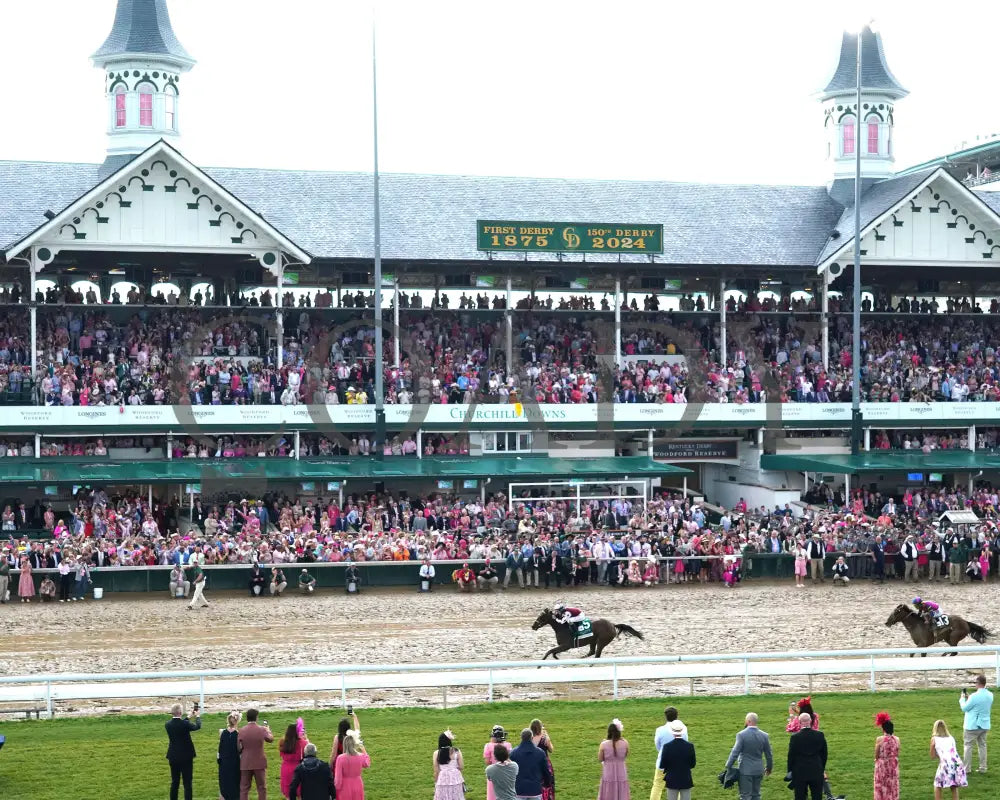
[2,0,1000,516]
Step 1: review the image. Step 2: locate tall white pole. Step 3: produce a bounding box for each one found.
[851,28,863,454]
[372,14,385,459]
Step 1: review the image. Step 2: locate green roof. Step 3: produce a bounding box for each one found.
[760,450,998,474]
[4,456,688,486]
[897,138,1000,177]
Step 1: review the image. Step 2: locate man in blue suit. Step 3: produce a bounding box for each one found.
[658,720,696,800]
[960,674,993,773]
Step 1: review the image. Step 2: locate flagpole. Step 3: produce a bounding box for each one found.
[372,11,385,461]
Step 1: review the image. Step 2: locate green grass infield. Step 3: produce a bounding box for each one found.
[0,689,993,799]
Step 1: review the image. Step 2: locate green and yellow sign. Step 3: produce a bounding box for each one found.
[477,220,663,253]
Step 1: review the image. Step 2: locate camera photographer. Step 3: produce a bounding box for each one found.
[165,701,201,800]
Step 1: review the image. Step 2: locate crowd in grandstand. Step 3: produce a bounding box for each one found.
[2,299,1000,407]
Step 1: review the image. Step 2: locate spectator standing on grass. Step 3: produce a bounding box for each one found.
[219,711,243,800]
[658,720,695,800]
[238,707,274,800]
[484,725,513,800]
[165,702,201,800]
[930,719,967,800]
[873,712,899,800]
[433,730,466,800]
[334,729,370,800]
[725,712,772,800]
[511,727,552,800]
[530,718,556,800]
[288,742,335,800]
[486,743,520,800]
[598,719,630,800]
[279,719,310,799]
[651,707,686,800]
[959,674,992,773]
[787,712,827,800]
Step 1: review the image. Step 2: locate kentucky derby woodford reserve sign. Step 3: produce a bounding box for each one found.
[653,439,740,460]
[477,221,664,253]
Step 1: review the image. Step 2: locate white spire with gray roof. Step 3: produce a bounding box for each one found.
[819,25,908,203]
[92,0,195,177]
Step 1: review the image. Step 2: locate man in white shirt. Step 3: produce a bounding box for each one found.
[419,558,435,592]
[651,706,687,800]
[593,536,614,585]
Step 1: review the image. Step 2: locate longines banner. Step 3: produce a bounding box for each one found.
[5,403,1000,431]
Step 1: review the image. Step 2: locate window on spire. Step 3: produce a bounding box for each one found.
[164,86,177,132]
[114,85,127,128]
[137,82,154,127]
[842,119,855,156]
[867,118,880,154]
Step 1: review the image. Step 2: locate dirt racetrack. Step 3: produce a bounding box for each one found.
[2,578,998,715]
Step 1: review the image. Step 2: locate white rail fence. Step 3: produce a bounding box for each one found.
[2,646,999,718]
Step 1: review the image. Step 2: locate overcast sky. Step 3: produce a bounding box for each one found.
[4,0,1000,185]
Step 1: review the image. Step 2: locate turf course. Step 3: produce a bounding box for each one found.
[0,690,992,799]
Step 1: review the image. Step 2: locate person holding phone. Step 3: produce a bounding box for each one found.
[238,708,274,800]
[165,701,201,800]
[331,709,360,762]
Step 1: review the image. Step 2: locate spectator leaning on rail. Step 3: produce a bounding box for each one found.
[959,674,993,773]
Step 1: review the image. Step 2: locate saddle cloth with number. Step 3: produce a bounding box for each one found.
[573,619,593,641]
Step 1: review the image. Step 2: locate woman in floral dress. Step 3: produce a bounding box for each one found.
[930,719,967,800]
[873,712,899,800]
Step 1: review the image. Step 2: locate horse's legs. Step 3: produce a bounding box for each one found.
[594,641,606,659]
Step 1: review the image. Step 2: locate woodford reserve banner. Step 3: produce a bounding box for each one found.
[653,439,740,460]
[477,220,664,253]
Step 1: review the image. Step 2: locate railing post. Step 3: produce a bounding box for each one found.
[341,672,347,709]
[199,675,205,709]
[46,681,53,718]
[743,658,750,695]
[995,650,999,689]
[869,655,876,692]
[488,669,494,703]
[612,662,619,700]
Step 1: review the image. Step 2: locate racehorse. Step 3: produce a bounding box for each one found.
[532,608,643,660]
[885,603,992,656]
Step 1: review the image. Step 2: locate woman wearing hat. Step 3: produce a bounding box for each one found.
[483,726,513,800]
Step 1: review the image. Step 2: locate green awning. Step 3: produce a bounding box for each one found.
[761,450,1000,474]
[0,456,689,486]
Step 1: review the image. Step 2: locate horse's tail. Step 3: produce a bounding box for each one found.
[615,623,644,641]
[967,622,992,644]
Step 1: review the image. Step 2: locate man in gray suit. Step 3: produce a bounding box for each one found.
[725,712,773,800]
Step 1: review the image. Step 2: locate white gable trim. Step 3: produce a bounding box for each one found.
[816,168,1000,274]
[4,140,312,268]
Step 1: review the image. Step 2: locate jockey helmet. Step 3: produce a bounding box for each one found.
[912,597,922,605]
[554,603,566,613]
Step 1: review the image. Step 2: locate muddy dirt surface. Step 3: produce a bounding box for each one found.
[2,579,997,714]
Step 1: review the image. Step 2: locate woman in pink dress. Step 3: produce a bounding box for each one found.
[433,731,465,800]
[874,712,899,800]
[597,719,629,800]
[483,726,512,800]
[334,731,370,800]
[278,719,309,798]
[531,719,556,800]
[18,557,35,602]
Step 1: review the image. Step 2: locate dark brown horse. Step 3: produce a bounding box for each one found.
[885,604,992,656]
[532,608,643,660]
